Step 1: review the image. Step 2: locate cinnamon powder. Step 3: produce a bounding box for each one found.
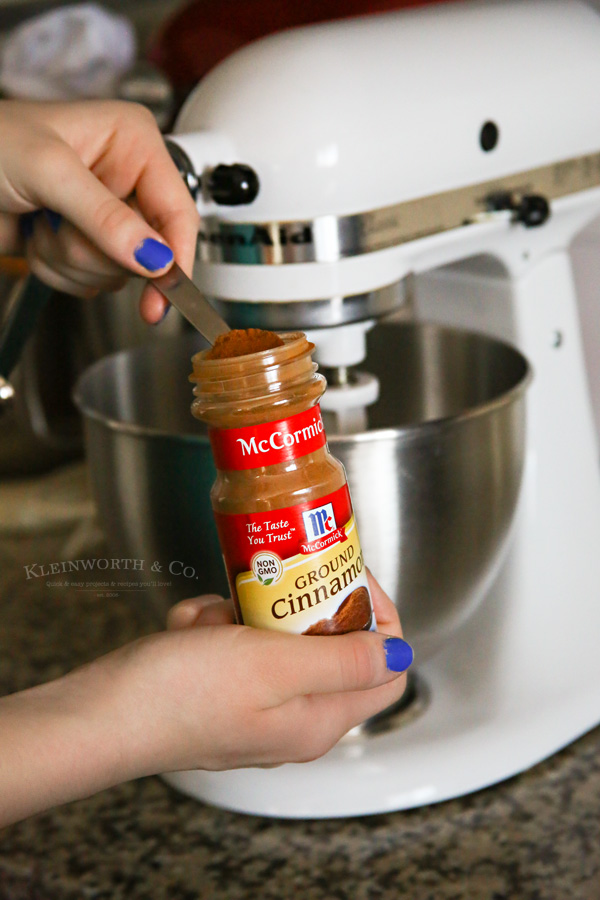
[205,328,284,359]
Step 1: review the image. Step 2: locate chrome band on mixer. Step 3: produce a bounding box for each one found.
[210,282,405,330]
[198,150,600,265]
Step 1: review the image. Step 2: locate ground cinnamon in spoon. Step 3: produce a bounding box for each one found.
[205,328,284,359]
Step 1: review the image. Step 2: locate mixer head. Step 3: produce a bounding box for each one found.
[166,0,600,422]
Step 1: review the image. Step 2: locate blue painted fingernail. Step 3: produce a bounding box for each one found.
[154,304,171,325]
[43,209,62,233]
[134,238,174,272]
[384,637,414,672]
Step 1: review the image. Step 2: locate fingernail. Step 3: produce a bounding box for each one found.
[43,208,62,233]
[384,637,414,672]
[172,601,200,626]
[195,595,225,610]
[134,238,174,272]
[168,595,223,628]
[154,304,171,325]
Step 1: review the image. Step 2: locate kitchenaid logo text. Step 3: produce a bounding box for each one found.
[199,224,313,248]
[24,558,145,579]
[237,417,323,458]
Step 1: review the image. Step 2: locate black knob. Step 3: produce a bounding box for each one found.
[486,191,550,228]
[515,194,550,228]
[206,164,260,206]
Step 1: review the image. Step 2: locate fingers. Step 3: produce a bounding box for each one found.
[26,141,176,276]
[83,104,200,280]
[161,580,412,770]
[26,215,129,296]
[0,212,21,256]
[166,577,412,708]
[262,673,408,763]
[23,204,171,319]
[366,569,402,635]
[123,135,200,279]
[167,596,235,630]
[139,282,170,323]
[120,598,412,772]
[25,253,98,299]
[243,627,413,706]
[4,101,199,319]
[22,104,198,286]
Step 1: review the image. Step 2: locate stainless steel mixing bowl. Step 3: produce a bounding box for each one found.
[74,320,530,657]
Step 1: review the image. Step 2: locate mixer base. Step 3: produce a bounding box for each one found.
[164,248,600,819]
[161,607,600,819]
[343,671,429,739]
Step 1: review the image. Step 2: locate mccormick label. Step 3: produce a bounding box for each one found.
[210,408,375,634]
[209,407,326,471]
[214,485,373,634]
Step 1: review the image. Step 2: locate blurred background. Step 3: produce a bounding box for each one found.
[1,0,600,547]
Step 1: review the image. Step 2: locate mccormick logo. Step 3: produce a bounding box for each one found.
[237,416,323,458]
[300,503,348,555]
[303,503,336,541]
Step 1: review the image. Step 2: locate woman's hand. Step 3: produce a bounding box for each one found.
[0,573,412,825]
[0,99,199,322]
[141,570,411,772]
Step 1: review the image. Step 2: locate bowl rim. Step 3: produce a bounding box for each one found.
[72,323,533,443]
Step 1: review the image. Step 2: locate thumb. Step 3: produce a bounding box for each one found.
[30,143,174,276]
[255,630,414,703]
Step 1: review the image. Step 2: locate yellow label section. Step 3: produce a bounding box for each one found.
[236,515,370,633]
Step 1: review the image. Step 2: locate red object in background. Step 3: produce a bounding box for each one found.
[149,0,454,101]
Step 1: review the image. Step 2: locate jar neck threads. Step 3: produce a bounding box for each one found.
[190,332,326,428]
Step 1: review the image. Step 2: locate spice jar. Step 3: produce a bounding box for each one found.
[190,331,375,635]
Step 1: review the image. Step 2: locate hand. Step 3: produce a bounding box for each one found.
[135,570,412,772]
[0,573,412,825]
[0,99,199,322]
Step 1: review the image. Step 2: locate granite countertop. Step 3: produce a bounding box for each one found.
[1,465,600,900]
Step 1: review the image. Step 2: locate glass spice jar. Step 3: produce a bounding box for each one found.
[189,331,375,635]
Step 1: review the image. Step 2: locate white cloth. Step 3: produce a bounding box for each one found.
[0,3,136,100]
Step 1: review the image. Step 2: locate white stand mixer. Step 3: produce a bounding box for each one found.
[163,0,600,817]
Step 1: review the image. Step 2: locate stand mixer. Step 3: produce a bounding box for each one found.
[159,0,600,816]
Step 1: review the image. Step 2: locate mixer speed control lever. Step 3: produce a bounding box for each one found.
[486,190,550,227]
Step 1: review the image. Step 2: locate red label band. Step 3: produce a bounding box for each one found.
[214,484,353,576]
[212,483,369,632]
[209,406,326,471]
